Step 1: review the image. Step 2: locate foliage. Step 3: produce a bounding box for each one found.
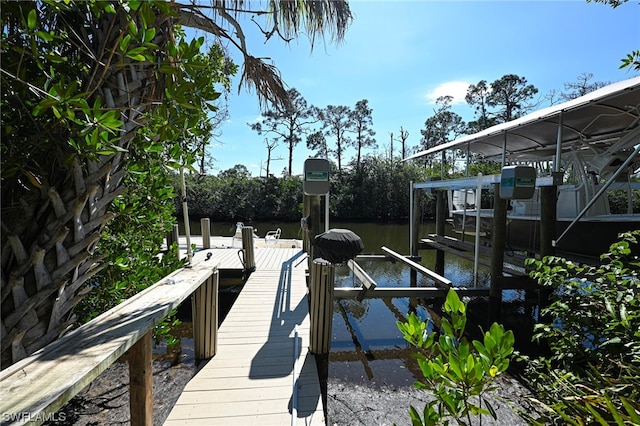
[350,99,377,169]
[179,157,436,222]
[248,88,316,176]
[608,189,640,214]
[0,0,352,366]
[180,168,304,222]
[75,147,185,324]
[487,74,538,122]
[314,104,354,171]
[397,289,515,425]
[561,72,609,101]
[523,230,640,424]
[465,80,496,133]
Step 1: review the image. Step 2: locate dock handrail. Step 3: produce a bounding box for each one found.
[0,251,218,426]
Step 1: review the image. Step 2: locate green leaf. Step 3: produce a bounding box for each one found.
[119,34,131,52]
[408,405,423,426]
[27,9,37,30]
[143,27,156,43]
[620,397,640,423]
[36,30,53,41]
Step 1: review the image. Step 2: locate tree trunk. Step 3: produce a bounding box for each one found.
[1,7,171,368]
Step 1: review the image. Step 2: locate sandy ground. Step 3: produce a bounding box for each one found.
[49,355,538,426]
[327,374,538,425]
[45,358,196,426]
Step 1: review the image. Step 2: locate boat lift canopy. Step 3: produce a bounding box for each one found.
[406,76,640,247]
[404,76,640,165]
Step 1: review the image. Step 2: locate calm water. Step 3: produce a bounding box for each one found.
[179,219,536,388]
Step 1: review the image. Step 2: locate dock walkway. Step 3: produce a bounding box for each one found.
[164,244,325,425]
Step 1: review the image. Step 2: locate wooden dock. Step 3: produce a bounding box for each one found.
[164,245,325,425]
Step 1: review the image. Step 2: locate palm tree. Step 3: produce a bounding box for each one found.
[0,0,352,368]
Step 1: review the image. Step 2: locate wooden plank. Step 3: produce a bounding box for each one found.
[334,287,489,299]
[165,411,324,426]
[381,246,452,288]
[423,234,529,269]
[0,251,216,425]
[346,259,377,291]
[165,252,324,425]
[421,237,528,277]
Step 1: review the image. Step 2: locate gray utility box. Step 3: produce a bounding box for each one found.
[500,165,536,199]
[303,158,330,195]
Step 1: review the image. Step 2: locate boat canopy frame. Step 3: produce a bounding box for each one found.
[405,76,640,170]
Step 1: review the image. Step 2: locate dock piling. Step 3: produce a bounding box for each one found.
[201,218,211,249]
[309,259,335,354]
[129,330,153,426]
[241,226,256,272]
[489,183,508,324]
[192,268,219,360]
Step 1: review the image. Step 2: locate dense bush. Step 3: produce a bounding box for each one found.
[177,159,439,222]
[608,188,640,214]
[523,231,640,424]
[397,289,515,425]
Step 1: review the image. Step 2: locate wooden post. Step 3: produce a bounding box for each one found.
[241,226,256,272]
[539,186,557,258]
[489,183,508,324]
[201,218,211,249]
[302,194,311,254]
[410,188,421,287]
[538,185,557,316]
[192,269,219,360]
[303,194,322,269]
[435,190,446,275]
[129,330,153,426]
[166,224,180,257]
[309,259,335,354]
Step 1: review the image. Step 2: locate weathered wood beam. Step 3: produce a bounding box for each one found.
[346,259,376,300]
[381,246,452,288]
[334,287,489,299]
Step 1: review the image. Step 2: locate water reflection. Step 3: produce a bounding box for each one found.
[184,220,537,387]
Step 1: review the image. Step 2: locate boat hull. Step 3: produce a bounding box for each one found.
[450,211,640,258]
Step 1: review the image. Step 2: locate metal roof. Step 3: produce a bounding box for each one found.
[404,76,640,162]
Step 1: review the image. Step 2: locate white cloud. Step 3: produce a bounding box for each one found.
[425,81,470,105]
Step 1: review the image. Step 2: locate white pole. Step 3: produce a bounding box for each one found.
[474,173,482,286]
[180,167,193,264]
[325,192,330,232]
[409,181,414,255]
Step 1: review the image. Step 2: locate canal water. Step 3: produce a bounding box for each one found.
[174,220,539,389]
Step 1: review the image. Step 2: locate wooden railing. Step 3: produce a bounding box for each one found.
[0,251,218,426]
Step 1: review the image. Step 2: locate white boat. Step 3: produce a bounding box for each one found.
[407,76,640,258]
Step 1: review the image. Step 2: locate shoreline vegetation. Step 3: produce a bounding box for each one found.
[173,162,639,225]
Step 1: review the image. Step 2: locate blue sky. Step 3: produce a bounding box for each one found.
[193,1,640,176]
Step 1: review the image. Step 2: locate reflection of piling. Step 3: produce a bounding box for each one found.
[309,259,335,354]
[241,226,256,272]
